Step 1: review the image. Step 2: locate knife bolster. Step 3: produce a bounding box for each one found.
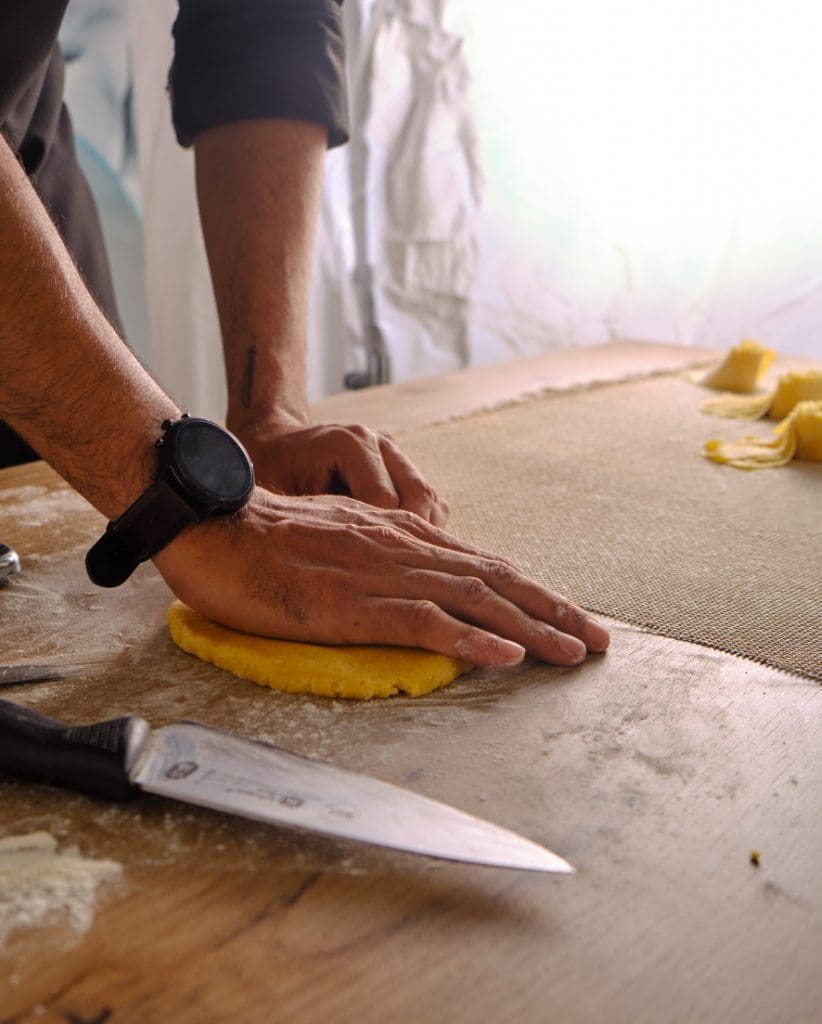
[0,699,150,801]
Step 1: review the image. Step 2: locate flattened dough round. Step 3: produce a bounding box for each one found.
[167,601,471,700]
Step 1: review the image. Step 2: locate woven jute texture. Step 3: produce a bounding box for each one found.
[399,370,822,682]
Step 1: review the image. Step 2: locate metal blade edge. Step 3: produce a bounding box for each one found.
[133,722,574,874]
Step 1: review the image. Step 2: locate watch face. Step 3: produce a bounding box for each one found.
[173,420,253,508]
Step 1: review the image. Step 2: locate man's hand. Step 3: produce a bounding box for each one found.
[233,417,449,525]
[0,125,609,675]
[154,489,610,668]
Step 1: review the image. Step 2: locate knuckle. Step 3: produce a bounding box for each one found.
[415,482,438,506]
[483,558,517,585]
[457,575,489,603]
[407,599,441,633]
[389,507,424,530]
[316,424,342,443]
[368,523,405,544]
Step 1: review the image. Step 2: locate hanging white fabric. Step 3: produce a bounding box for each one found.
[66,0,822,427]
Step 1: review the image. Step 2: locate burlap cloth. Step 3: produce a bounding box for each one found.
[399,369,822,682]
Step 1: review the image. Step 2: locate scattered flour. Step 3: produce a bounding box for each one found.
[0,485,48,505]
[2,486,89,528]
[0,832,122,947]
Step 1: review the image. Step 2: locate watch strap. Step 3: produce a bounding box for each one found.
[85,479,201,588]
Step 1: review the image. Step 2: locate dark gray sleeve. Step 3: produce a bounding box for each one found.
[170,0,349,149]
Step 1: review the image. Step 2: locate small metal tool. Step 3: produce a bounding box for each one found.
[0,543,20,580]
[0,664,67,688]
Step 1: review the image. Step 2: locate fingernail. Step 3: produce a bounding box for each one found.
[584,620,611,652]
[558,634,587,662]
[455,634,525,666]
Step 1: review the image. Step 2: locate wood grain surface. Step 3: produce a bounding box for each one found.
[0,342,819,1024]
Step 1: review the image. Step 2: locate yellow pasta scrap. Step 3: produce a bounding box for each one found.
[700,391,773,420]
[769,369,822,421]
[700,367,822,421]
[791,401,822,462]
[699,339,776,394]
[704,400,822,470]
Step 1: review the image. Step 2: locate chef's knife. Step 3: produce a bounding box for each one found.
[0,698,573,874]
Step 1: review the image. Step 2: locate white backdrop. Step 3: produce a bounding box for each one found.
[465,0,822,361]
[68,1,822,422]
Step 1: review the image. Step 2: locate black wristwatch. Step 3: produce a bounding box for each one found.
[86,414,254,588]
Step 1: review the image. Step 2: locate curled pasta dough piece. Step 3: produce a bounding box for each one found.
[700,390,773,420]
[704,400,822,470]
[167,601,472,700]
[769,369,822,420]
[701,368,822,420]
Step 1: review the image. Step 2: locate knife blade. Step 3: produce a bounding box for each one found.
[0,664,67,687]
[0,698,573,874]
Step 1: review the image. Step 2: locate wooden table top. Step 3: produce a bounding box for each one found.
[1,342,819,1024]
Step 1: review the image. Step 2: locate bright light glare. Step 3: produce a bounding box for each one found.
[466,0,822,353]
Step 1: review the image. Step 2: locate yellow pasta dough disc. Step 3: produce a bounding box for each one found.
[699,339,776,394]
[167,601,471,700]
[704,399,822,470]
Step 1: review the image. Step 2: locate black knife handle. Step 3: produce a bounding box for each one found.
[0,698,150,801]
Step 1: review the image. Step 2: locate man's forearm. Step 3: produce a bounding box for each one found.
[0,137,179,519]
[0,128,610,668]
[191,117,452,521]
[193,118,327,435]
